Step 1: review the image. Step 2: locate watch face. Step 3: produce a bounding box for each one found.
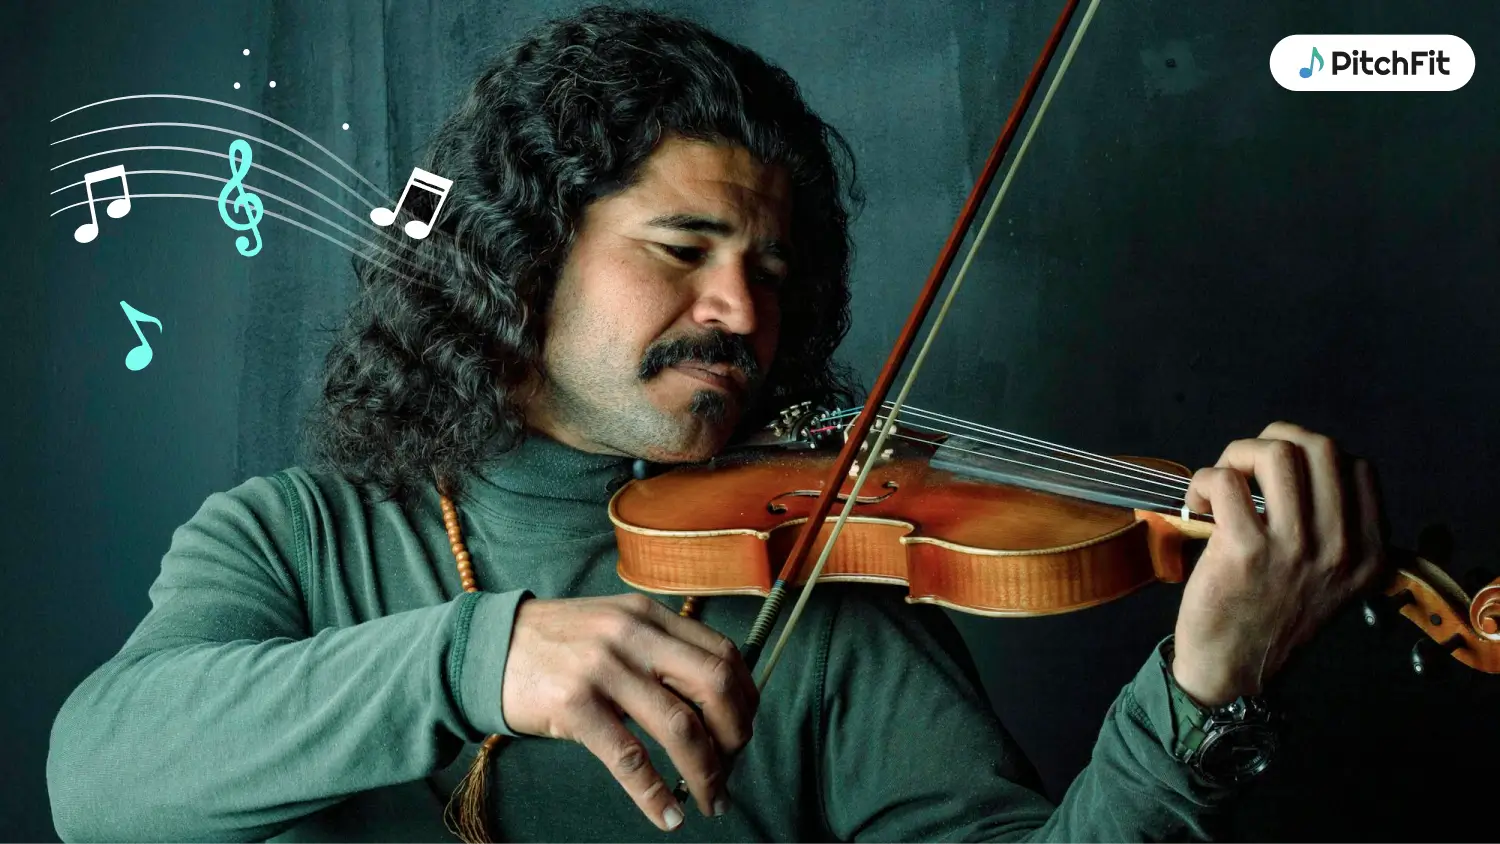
[1198,723,1278,784]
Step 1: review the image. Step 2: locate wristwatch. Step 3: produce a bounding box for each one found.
[1161,640,1280,788]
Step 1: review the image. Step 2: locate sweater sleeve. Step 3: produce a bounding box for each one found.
[46,474,529,843]
[820,588,1236,842]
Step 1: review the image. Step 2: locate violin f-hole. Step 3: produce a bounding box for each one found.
[767,481,899,514]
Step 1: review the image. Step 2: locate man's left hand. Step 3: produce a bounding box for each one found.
[1171,421,1388,706]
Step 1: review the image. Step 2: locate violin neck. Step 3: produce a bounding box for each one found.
[928,439,1190,516]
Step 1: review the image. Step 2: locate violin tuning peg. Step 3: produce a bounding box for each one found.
[1409,635,1466,677]
[1410,639,1431,676]
[1362,590,1416,631]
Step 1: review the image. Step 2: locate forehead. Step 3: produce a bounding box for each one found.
[616,137,791,235]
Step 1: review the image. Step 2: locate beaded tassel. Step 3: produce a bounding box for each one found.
[436,484,701,843]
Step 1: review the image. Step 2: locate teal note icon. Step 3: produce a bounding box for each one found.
[1299,46,1324,78]
[119,300,162,371]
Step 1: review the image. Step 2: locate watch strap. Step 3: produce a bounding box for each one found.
[1159,638,1211,762]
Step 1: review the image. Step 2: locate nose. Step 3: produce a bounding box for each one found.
[689,260,759,337]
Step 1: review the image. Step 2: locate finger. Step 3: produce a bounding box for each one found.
[1185,465,1264,560]
[1259,421,1347,565]
[625,619,755,763]
[605,663,725,819]
[1210,437,1310,545]
[645,598,758,704]
[570,698,685,832]
[640,599,759,737]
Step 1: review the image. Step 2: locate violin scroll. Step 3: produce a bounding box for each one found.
[1367,555,1500,674]
[1471,578,1500,641]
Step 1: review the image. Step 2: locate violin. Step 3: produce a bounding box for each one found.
[612,401,1500,675]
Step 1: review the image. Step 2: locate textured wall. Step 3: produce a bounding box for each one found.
[6,0,1498,839]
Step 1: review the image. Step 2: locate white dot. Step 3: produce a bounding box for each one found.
[269,80,276,88]
[242,48,250,56]
[342,123,350,130]
[233,82,241,89]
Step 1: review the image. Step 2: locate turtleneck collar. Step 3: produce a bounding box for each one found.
[469,430,637,507]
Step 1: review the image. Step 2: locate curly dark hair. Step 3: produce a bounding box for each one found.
[307,5,862,505]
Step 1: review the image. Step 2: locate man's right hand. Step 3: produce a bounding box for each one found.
[501,593,758,831]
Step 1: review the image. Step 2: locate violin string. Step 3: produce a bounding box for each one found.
[913,411,1268,513]
[887,420,1265,515]
[814,409,1194,497]
[818,402,1268,510]
[822,401,1194,488]
[809,418,1191,507]
[882,430,1194,511]
[807,410,1268,514]
[888,404,1205,488]
[820,407,1197,497]
[756,0,1106,689]
[821,403,1197,491]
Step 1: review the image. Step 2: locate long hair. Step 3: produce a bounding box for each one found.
[308,5,861,505]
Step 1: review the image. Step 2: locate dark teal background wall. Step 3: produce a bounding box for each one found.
[5,0,1497,840]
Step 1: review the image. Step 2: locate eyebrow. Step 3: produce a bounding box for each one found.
[644,213,789,261]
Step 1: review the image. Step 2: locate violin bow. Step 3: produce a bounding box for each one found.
[737,0,1105,684]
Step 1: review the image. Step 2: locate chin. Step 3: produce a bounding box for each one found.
[645,422,736,464]
[640,394,741,463]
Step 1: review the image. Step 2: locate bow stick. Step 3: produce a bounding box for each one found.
[743,0,1105,684]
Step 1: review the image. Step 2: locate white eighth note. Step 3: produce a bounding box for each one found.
[75,165,133,244]
[370,167,453,240]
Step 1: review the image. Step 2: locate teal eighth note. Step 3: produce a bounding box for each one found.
[119,300,162,371]
[217,139,265,257]
[1299,46,1324,78]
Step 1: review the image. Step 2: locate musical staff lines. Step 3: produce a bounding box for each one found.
[48,93,456,286]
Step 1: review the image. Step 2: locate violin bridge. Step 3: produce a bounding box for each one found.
[845,418,898,478]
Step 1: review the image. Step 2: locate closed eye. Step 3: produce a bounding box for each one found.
[660,244,706,263]
[658,243,785,290]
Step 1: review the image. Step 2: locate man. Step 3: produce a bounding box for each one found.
[48,6,1384,842]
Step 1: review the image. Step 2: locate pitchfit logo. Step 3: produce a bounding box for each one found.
[1271,35,1474,91]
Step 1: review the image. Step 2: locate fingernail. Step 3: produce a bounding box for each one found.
[663,804,684,831]
[713,796,730,817]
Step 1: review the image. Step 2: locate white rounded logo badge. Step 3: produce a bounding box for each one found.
[1270,35,1474,91]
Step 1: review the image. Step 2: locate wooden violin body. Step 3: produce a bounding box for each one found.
[612,438,1500,671]
[613,440,1206,616]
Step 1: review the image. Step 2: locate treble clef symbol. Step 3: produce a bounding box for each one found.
[217,139,264,257]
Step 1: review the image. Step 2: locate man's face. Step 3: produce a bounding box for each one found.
[526,136,790,462]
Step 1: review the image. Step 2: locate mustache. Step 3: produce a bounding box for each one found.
[638,331,762,386]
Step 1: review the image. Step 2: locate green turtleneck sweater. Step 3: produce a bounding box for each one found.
[48,435,1233,842]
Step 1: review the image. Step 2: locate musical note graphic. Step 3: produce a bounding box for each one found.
[1299,46,1325,78]
[73,165,132,244]
[119,300,162,371]
[370,167,454,240]
[217,139,265,257]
